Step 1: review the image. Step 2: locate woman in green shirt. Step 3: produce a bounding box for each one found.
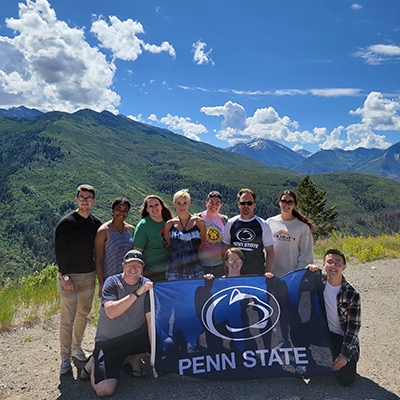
[133,195,173,281]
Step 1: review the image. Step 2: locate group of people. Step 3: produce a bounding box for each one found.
[55,184,361,396]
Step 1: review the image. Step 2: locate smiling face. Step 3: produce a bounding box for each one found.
[206,196,222,217]
[323,253,346,284]
[279,194,296,218]
[225,252,244,277]
[112,203,130,223]
[173,196,191,215]
[76,190,95,213]
[123,259,144,283]
[146,197,162,220]
[238,193,256,220]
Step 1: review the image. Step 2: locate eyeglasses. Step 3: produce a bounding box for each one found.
[239,201,253,206]
[325,260,343,267]
[280,199,294,205]
[227,257,242,264]
[77,196,94,202]
[208,201,222,206]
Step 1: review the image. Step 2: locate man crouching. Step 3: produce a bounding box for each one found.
[81,250,153,397]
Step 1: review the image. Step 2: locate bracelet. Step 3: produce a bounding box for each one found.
[131,290,140,299]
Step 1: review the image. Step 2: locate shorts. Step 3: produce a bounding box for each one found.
[93,324,150,384]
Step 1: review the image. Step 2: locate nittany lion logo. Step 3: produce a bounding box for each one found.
[235,228,256,243]
[201,286,280,341]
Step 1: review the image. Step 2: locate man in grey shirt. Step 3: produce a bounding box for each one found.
[81,250,153,397]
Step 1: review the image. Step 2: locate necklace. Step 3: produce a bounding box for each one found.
[179,215,191,233]
[112,222,124,234]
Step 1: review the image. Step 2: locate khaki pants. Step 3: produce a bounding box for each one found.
[57,271,96,358]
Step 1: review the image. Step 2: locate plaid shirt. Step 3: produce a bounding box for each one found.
[322,275,361,362]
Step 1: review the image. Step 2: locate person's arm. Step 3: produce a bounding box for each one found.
[126,223,135,241]
[197,218,206,254]
[163,220,172,246]
[297,225,314,269]
[94,225,107,297]
[133,220,146,252]
[55,219,75,291]
[104,280,154,319]
[335,287,361,370]
[262,220,275,273]
[264,245,274,273]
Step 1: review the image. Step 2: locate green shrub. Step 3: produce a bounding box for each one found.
[314,232,400,263]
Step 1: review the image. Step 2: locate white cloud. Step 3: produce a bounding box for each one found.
[91,15,176,61]
[192,40,214,65]
[309,88,362,97]
[319,127,345,150]
[351,4,363,10]
[203,93,399,150]
[0,0,119,112]
[0,0,175,112]
[292,144,303,152]
[354,44,400,65]
[179,85,361,98]
[159,114,208,141]
[127,114,145,123]
[344,124,389,150]
[201,101,324,145]
[148,113,158,121]
[349,92,400,131]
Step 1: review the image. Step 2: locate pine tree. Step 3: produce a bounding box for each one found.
[297,175,337,238]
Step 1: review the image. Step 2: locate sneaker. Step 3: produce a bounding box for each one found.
[71,346,88,362]
[60,357,72,375]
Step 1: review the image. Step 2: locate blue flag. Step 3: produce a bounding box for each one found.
[151,270,334,380]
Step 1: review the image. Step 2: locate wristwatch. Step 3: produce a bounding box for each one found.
[63,275,70,281]
[132,290,140,299]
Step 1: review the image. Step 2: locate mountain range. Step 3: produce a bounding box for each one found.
[228,139,400,182]
[0,105,43,118]
[1,108,400,280]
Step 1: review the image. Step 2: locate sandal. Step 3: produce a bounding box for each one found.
[122,362,147,378]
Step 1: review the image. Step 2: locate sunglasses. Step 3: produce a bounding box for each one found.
[239,201,254,206]
[280,199,294,205]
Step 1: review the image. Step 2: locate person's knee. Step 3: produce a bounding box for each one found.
[94,379,118,397]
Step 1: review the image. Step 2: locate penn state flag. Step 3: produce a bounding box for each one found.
[150,269,334,380]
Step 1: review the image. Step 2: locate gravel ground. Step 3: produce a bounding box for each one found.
[1,258,399,400]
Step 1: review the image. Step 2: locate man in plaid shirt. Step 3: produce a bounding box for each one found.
[309,248,361,386]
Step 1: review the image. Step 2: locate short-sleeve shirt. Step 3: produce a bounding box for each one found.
[95,273,150,342]
[223,215,274,275]
[199,211,225,267]
[133,216,168,274]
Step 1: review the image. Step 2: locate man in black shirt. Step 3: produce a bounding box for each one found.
[222,188,274,275]
[55,184,102,374]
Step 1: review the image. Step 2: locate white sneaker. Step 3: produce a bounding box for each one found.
[71,346,88,362]
[60,357,72,375]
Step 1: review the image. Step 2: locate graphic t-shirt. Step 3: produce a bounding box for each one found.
[199,212,225,267]
[223,215,274,275]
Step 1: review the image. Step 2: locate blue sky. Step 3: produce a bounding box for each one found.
[0,0,399,152]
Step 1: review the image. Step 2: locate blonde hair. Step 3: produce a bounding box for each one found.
[173,189,191,203]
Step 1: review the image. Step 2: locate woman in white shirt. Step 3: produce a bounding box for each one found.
[267,190,315,277]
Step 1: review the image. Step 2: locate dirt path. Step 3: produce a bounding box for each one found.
[0,259,399,400]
